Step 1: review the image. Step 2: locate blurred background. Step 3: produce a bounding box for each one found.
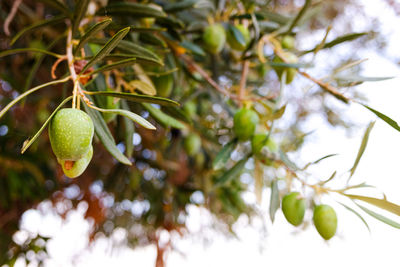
[1,0,400,266]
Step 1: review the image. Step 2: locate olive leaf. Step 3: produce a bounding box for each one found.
[11,15,66,45]
[269,180,280,223]
[212,139,238,170]
[82,27,130,73]
[37,0,71,17]
[21,96,73,154]
[355,203,400,229]
[121,100,135,158]
[303,32,368,54]
[72,0,90,36]
[214,156,250,188]
[83,91,179,107]
[345,194,400,216]
[360,103,400,132]
[142,103,186,129]
[0,76,71,121]
[228,24,246,47]
[129,80,156,96]
[89,58,137,75]
[97,2,167,18]
[0,48,63,59]
[164,0,198,12]
[337,202,370,233]
[94,107,156,130]
[74,18,113,54]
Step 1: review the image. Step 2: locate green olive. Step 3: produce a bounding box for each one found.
[227,24,251,51]
[49,108,94,161]
[58,145,93,178]
[233,108,259,141]
[281,35,295,50]
[184,133,202,156]
[153,74,174,98]
[203,24,226,54]
[272,52,298,84]
[313,204,337,240]
[251,133,277,155]
[282,192,306,226]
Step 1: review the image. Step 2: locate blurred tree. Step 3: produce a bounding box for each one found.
[0,0,399,266]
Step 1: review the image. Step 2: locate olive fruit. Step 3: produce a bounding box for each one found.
[227,24,250,51]
[184,133,201,156]
[272,52,298,84]
[58,146,93,178]
[281,35,295,49]
[233,108,259,141]
[251,133,277,154]
[313,204,337,240]
[153,73,174,98]
[282,192,306,226]
[49,108,94,161]
[203,24,226,54]
[183,100,197,118]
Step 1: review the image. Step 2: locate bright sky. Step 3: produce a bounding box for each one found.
[8,1,400,266]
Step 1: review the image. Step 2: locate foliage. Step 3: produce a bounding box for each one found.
[0,0,399,266]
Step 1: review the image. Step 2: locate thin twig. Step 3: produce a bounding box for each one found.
[51,56,68,79]
[238,60,250,103]
[3,0,23,36]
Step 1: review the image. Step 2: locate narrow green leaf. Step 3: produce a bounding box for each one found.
[142,103,186,129]
[130,27,167,33]
[356,203,400,229]
[286,0,312,34]
[318,171,337,185]
[83,91,179,107]
[97,2,167,18]
[11,15,66,45]
[164,0,198,12]
[279,150,300,171]
[129,80,156,96]
[214,157,249,188]
[360,104,400,132]
[269,180,280,223]
[94,107,156,130]
[180,41,206,56]
[95,54,161,66]
[83,99,131,165]
[161,106,192,124]
[72,0,90,36]
[212,139,238,170]
[121,100,134,158]
[89,58,136,74]
[0,48,62,59]
[345,194,400,216]
[304,33,368,54]
[21,96,72,154]
[139,33,167,47]
[82,27,130,73]
[337,202,370,232]
[303,154,338,170]
[75,18,112,54]
[37,0,71,17]
[0,77,70,121]
[335,74,393,83]
[349,121,374,179]
[228,24,246,46]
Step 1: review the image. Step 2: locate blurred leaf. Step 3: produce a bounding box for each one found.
[21,96,72,154]
[142,103,186,129]
[361,104,400,132]
[180,40,206,56]
[82,27,130,73]
[11,15,66,45]
[164,0,198,12]
[338,202,370,232]
[0,48,62,58]
[72,0,90,36]
[121,100,134,158]
[37,0,70,17]
[279,150,300,171]
[228,24,246,47]
[269,180,280,223]
[304,32,368,54]
[130,27,167,32]
[139,33,167,47]
[303,153,338,170]
[83,98,132,165]
[212,139,238,170]
[335,74,394,83]
[356,203,400,229]
[75,18,113,54]
[161,106,192,124]
[95,107,156,130]
[89,58,137,74]
[214,157,249,188]
[286,0,312,34]
[129,80,156,96]
[349,121,374,179]
[84,91,179,106]
[97,2,167,18]
[0,76,70,120]
[345,194,400,216]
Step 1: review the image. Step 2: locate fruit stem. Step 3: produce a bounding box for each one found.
[66,26,83,109]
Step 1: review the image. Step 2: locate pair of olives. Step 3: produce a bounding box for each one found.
[202,23,251,54]
[49,108,94,178]
[282,192,338,240]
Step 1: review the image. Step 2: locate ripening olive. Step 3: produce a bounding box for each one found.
[233,108,259,141]
[282,192,306,226]
[227,24,251,51]
[203,24,226,54]
[272,52,298,84]
[184,133,201,156]
[49,108,94,161]
[153,73,174,98]
[281,35,295,50]
[58,145,93,178]
[313,204,337,240]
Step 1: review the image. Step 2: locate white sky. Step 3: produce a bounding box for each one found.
[8,1,400,266]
